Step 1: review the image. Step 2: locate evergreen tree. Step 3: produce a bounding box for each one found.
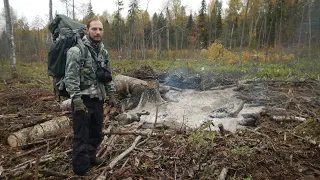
[127,0,140,59]
[82,0,96,24]
[114,0,124,54]
[186,13,194,38]
[198,0,209,48]
[215,0,223,39]
[87,0,95,19]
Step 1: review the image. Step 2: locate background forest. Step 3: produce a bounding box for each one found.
[0,0,319,64]
[0,1,320,179]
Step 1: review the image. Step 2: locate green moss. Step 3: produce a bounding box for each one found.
[230,146,251,156]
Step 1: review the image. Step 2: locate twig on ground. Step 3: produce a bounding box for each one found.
[103,130,173,137]
[19,136,69,149]
[38,169,68,178]
[272,116,306,122]
[218,167,228,180]
[7,149,72,172]
[290,132,318,146]
[108,135,142,169]
[154,104,159,128]
[97,125,113,157]
[136,136,150,147]
[120,158,130,170]
[246,128,270,139]
[100,135,119,158]
[11,141,56,161]
[97,136,142,180]
[97,135,109,157]
[34,155,40,180]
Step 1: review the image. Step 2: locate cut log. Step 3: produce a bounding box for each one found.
[114,75,175,109]
[114,75,148,95]
[7,116,70,148]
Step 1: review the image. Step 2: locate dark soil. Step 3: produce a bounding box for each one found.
[0,73,319,180]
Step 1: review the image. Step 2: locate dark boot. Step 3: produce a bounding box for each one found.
[91,157,107,167]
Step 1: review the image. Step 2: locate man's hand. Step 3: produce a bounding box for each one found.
[73,97,87,112]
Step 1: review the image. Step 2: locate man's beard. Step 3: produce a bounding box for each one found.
[89,36,102,43]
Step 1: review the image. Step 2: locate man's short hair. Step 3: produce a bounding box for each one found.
[87,18,101,29]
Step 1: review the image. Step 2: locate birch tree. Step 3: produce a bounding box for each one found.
[239,0,249,66]
[308,0,313,58]
[3,0,17,78]
[49,0,53,22]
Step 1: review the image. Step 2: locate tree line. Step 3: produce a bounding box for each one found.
[1,0,319,64]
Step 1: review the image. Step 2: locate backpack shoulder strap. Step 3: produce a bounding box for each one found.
[74,31,88,58]
[75,41,88,58]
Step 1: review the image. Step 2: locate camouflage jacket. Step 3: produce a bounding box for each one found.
[64,35,115,100]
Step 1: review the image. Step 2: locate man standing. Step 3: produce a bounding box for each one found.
[65,18,116,176]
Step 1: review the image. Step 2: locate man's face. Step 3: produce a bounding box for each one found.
[87,20,103,43]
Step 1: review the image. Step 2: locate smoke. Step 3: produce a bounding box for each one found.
[0,11,4,33]
[161,68,201,89]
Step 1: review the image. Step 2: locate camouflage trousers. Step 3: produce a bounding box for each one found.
[71,96,104,175]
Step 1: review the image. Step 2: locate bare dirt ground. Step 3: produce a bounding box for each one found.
[0,69,319,180]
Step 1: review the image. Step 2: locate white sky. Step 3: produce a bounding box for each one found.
[0,0,227,28]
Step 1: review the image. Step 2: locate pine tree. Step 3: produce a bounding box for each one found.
[87,0,95,19]
[128,0,139,21]
[186,13,194,37]
[115,0,124,54]
[127,0,140,59]
[198,0,209,48]
[215,0,223,39]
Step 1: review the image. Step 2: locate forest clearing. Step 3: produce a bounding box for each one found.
[0,59,319,179]
[1,0,320,179]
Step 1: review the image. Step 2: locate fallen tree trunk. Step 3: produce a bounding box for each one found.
[114,75,166,109]
[114,75,181,95]
[7,116,70,147]
[114,75,148,95]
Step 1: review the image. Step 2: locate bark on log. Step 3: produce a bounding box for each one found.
[115,75,175,109]
[7,116,70,147]
[114,75,149,95]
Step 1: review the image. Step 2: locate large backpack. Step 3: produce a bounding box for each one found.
[47,14,87,98]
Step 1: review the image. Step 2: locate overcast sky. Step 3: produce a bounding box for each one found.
[0,0,227,29]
